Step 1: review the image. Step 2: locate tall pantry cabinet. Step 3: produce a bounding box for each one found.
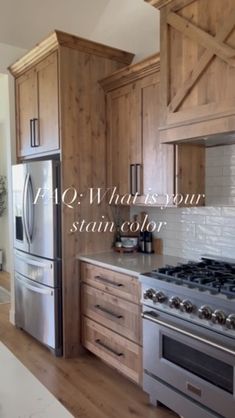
[9,30,134,357]
[101,54,205,206]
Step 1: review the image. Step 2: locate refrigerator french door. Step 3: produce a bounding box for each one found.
[12,160,62,355]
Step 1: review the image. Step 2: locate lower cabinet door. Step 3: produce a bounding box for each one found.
[81,284,141,344]
[82,316,142,384]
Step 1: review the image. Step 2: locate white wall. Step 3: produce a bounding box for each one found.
[0,43,26,272]
[0,1,159,62]
[0,43,26,74]
[0,43,26,323]
[131,145,235,261]
[0,75,11,271]
[91,0,159,61]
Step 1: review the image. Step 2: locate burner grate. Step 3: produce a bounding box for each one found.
[153,258,235,298]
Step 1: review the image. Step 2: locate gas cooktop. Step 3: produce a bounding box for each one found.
[148,257,235,298]
[140,256,235,336]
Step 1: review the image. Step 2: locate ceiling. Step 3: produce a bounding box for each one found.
[0,0,159,61]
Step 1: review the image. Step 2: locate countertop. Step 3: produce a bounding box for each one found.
[78,252,186,277]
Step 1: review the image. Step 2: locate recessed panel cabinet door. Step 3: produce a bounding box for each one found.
[15,52,59,158]
[16,69,37,157]
[37,52,59,153]
[107,85,141,196]
[140,74,174,205]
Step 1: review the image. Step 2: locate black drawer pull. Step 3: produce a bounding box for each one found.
[30,119,34,147]
[95,339,124,357]
[94,275,123,288]
[95,304,123,320]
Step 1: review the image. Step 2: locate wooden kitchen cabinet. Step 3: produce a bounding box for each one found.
[15,52,59,158]
[101,54,205,206]
[145,0,235,145]
[106,84,141,196]
[81,262,142,384]
[9,31,134,358]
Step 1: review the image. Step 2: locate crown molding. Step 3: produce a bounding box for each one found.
[100,53,160,92]
[144,0,173,9]
[8,30,134,77]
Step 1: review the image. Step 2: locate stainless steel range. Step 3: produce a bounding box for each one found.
[140,256,235,418]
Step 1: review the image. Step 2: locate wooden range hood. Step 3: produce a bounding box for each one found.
[145,0,235,146]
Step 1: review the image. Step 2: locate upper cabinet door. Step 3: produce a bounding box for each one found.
[107,84,141,196]
[16,69,37,157]
[36,52,59,154]
[140,74,174,204]
[15,52,59,158]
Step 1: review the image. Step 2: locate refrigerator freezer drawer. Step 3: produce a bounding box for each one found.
[15,272,62,353]
[14,250,61,287]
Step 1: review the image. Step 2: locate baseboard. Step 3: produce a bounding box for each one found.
[9,308,15,325]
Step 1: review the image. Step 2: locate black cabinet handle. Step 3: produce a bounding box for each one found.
[94,275,123,288]
[136,164,142,196]
[95,339,124,357]
[30,119,34,147]
[95,304,123,320]
[33,118,39,147]
[130,164,136,196]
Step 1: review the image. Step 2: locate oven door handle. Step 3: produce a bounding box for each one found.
[142,311,235,357]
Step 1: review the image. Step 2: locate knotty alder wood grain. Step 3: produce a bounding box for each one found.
[0,303,178,418]
[151,0,235,144]
[9,31,134,358]
[81,284,142,344]
[81,262,141,304]
[102,54,205,206]
[15,52,60,158]
[81,262,142,383]
[59,47,131,358]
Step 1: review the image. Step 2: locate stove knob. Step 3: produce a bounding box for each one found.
[198,305,213,320]
[212,310,227,325]
[154,291,167,304]
[226,314,235,330]
[180,299,194,313]
[169,296,181,309]
[143,289,155,300]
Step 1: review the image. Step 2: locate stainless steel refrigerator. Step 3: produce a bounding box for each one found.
[12,160,62,355]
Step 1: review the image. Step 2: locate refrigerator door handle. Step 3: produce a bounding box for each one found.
[15,274,54,296]
[22,173,30,244]
[23,173,32,243]
[28,175,34,241]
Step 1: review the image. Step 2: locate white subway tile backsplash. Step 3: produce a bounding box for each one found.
[222,227,235,237]
[221,247,235,259]
[181,207,221,216]
[205,216,235,226]
[206,166,223,177]
[223,166,235,176]
[221,207,235,216]
[131,145,235,260]
[206,176,224,187]
[196,224,221,237]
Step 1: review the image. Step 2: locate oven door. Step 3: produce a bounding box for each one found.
[142,310,235,418]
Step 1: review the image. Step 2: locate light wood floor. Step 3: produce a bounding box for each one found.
[0,296,178,417]
[0,271,10,291]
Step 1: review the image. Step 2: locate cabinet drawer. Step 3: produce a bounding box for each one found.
[82,317,142,384]
[82,284,141,344]
[81,262,140,303]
